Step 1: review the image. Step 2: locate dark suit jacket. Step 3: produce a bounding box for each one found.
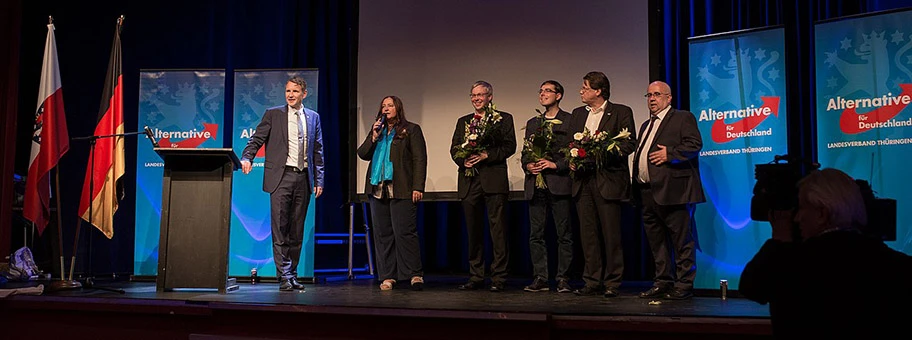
[357,122,428,199]
[240,105,325,194]
[521,110,572,199]
[562,102,637,200]
[632,108,705,205]
[450,111,516,198]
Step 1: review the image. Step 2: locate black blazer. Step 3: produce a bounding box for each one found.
[562,102,638,200]
[449,111,516,198]
[632,108,705,205]
[521,109,573,199]
[357,122,428,199]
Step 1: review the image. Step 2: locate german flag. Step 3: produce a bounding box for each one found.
[78,17,124,239]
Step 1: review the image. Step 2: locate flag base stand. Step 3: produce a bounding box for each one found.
[47,279,82,291]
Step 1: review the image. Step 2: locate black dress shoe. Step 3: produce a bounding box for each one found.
[639,286,670,299]
[603,287,620,298]
[457,280,483,290]
[289,278,305,290]
[664,288,694,300]
[279,280,294,292]
[574,285,601,296]
[523,277,549,292]
[489,282,505,292]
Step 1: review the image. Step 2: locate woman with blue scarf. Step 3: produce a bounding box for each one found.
[357,96,428,291]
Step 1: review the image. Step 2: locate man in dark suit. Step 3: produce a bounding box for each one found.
[522,80,574,293]
[563,72,637,297]
[633,81,704,300]
[450,80,516,292]
[239,76,324,292]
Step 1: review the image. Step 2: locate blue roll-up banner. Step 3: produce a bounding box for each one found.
[135,70,226,275]
[816,9,912,253]
[231,69,319,279]
[688,27,789,289]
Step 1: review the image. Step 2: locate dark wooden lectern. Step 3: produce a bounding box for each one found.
[154,147,240,293]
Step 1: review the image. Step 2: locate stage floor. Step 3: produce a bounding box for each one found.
[2,276,773,339]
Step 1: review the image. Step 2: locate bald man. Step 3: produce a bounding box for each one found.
[632,81,705,300]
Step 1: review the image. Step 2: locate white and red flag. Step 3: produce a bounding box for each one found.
[24,22,70,234]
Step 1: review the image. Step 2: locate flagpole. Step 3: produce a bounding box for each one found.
[55,169,63,280]
[48,167,81,290]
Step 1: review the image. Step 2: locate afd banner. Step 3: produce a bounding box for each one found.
[135,70,226,275]
[231,69,319,278]
[688,27,788,290]
[816,9,912,253]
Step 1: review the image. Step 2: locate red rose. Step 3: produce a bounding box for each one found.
[578,148,587,158]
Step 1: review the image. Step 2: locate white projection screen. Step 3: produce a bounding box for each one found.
[357,0,649,196]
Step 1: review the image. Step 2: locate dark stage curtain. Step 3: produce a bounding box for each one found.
[14,0,356,275]
[1,0,23,259]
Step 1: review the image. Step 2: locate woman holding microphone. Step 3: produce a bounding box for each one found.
[357,96,428,291]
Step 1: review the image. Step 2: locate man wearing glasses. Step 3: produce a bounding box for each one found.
[632,81,705,300]
[450,81,516,292]
[521,80,574,293]
[563,71,637,297]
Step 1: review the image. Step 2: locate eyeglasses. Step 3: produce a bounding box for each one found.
[538,89,557,94]
[580,87,594,92]
[469,92,490,99]
[644,92,669,98]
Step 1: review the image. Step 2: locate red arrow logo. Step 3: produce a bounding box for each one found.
[839,84,912,134]
[159,123,219,148]
[711,96,780,143]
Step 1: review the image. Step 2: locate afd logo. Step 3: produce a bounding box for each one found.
[695,46,783,144]
[153,124,218,148]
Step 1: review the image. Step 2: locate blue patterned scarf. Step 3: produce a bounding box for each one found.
[369,128,395,185]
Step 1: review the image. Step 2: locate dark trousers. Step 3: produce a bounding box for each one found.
[369,196,423,281]
[529,189,572,281]
[640,186,696,290]
[575,177,624,289]
[462,177,509,284]
[269,167,311,281]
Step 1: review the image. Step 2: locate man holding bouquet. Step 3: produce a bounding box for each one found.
[521,80,574,293]
[563,71,637,297]
[450,81,516,292]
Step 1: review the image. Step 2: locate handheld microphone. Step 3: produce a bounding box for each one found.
[375,114,385,131]
[143,126,160,147]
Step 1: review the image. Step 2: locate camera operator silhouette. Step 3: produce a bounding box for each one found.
[740,168,912,338]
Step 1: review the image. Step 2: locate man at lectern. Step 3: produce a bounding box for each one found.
[239,76,324,292]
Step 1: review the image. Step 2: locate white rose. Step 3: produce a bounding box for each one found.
[574,132,584,141]
[468,133,478,141]
[570,148,579,157]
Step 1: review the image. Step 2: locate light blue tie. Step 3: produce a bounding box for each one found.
[296,110,305,167]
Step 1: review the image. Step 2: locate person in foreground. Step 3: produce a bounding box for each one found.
[739,168,912,338]
[564,71,637,298]
[357,96,428,291]
[239,76,324,292]
[632,81,705,300]
[522,80,574,293]
[450,81,516,292]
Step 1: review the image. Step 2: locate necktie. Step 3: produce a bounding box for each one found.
[633,115,658,180]
[296,110,305,168]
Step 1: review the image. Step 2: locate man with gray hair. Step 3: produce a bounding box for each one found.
[740,168,912,338]
[450,80,516,292]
